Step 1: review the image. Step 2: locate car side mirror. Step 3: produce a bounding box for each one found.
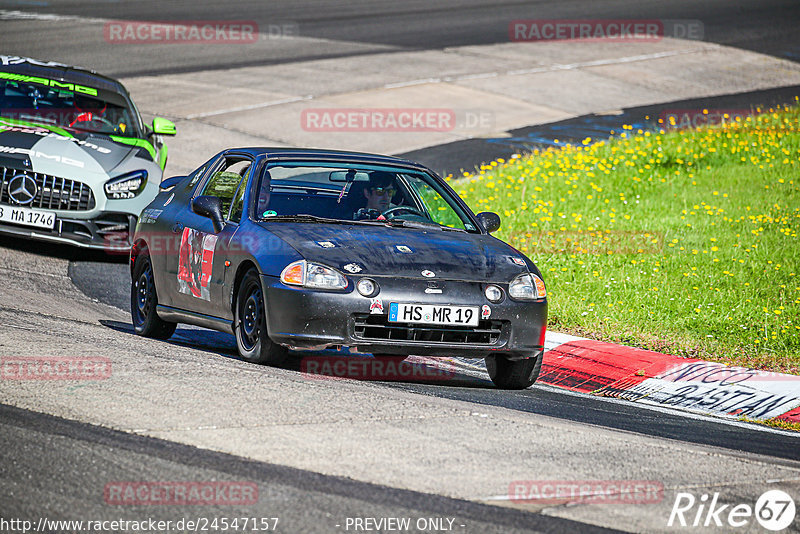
[152,117,177,136]
[159,175,185,190]
[476,211,501,233]
[191,195,224,233]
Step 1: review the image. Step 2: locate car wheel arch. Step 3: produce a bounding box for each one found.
[231,261,261,317]
[130,238,149,276]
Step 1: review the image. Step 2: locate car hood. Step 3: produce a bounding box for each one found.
[261,222,530,282]
[0,120,152,178]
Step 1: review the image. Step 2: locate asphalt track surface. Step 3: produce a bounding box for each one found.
[2,1,800,532]
[0,404,617,534]
[2,0,798,76]
[2,231,782,464]
[61,80,800,465]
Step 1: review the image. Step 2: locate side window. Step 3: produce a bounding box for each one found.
[406,176,467,230]
[229,163,253,222]
[199,158,251,218]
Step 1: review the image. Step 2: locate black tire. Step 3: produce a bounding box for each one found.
[234,269,288,366]
[486,351,543,390]
[131,251,176,339]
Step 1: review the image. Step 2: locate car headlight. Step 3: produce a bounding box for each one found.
[508,273,546,300]
[280,260,348,290]
[105,170,147,199]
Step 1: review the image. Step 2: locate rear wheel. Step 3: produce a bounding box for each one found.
[234,268,288,366]
[486,351,543,390]
[131,251,176,339]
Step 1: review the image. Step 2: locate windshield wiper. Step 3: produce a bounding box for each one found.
[360,218,466,232]
[259,214,344,223]
[261,214,469,232]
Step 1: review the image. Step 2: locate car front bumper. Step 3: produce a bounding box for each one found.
[0,211,136,251]
[262,274,547,359]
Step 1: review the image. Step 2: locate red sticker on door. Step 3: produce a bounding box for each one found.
[177,227,218,300]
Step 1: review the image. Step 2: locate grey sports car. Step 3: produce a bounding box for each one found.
[0,55,175,249]
[131,148,548,389]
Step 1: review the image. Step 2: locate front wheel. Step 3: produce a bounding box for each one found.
[234,269,288,366]
[486,351,543,390]
[131,251,176,339]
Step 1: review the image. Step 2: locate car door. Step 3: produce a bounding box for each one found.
[157,155,220,308]
[204,157,257,320]
[143,156,215,309]
[169,153,252,315]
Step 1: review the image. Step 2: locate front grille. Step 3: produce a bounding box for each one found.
[0,167,96,211]
[353,314,504,345]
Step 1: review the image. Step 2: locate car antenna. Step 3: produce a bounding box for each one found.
[337,169,357,204]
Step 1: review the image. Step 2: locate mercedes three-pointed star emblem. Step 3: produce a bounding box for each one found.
[8,174,38,205]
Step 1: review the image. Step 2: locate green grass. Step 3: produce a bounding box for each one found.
[450,102,800,374]
[741,415,800,433]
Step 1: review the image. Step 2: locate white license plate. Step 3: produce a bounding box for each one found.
[388,303,479,326]
[0,204,56,229]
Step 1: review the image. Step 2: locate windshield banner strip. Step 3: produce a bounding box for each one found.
[0,72,98,97]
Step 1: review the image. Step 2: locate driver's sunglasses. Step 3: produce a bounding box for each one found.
[371,186,395,196]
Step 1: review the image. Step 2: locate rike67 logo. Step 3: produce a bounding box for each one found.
[668,489,795,531]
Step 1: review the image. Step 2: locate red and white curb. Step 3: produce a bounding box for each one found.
[541,332,800,424]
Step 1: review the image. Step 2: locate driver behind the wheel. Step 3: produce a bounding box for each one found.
[69,93,107,127]
[354,171,397,220]
[69,93,128,133]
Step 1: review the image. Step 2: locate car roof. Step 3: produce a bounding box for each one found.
[0,55,129,96]
[227,147,430,171]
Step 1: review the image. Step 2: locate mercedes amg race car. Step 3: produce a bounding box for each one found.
[130,148,548,389]
[0,56,176,249]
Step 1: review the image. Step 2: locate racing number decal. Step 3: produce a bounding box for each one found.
[177,227,218,300]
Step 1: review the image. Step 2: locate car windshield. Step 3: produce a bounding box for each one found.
[0,75,141,137]
[255,162,478,232]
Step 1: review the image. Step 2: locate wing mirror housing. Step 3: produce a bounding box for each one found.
[152,117,177,136]
[191,195,224,233]
[159,175,185,190]
[476,211,501,233]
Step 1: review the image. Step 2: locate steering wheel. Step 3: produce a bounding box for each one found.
[381,205,426,219]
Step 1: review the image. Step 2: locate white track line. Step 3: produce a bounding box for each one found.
[185,95,313,119]
[381,48,710,90]
[0,9,105,23]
